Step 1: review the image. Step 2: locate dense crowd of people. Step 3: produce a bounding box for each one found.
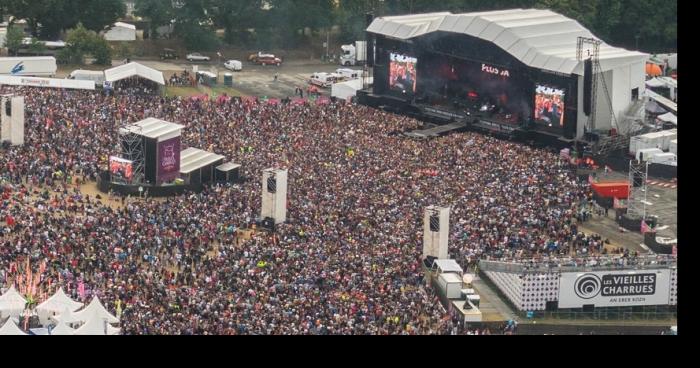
[1,84,602,334]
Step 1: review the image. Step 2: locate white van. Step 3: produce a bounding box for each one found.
[335,68,361,80]
[637,148,664,162]
[309,72,339,88]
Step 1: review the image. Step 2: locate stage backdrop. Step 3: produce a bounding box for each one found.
[157,137,181,183]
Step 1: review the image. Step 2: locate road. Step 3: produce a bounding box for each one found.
[139,58,344,99]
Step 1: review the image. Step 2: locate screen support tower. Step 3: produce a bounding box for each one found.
[627,160,649,221]
[119,126,145,184]
[577,37,617,141]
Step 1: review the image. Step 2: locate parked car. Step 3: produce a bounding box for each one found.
[248,51,275,63]
[186,52,210,62]
[224,60,243,71]
[160,48,179,60]
[255,55,282,66]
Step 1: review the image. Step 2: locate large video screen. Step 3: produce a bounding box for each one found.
[534,85,566,127]
[110,156,133,181]
[389,53,417,94]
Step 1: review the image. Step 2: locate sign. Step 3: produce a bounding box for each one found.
[559,270,671,308]
[156,137,181,183]
[0,75,95,90]
[481,63,510,78]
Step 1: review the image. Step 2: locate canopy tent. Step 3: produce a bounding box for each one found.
[72,296,119,324]
[104,62,165,86]
[645,77,666,88]
[73,310,120,335]
[645,100,668,114]
[35,288,83,325]
[657,112,677,125]
[49,318,76,335]
[0,286,27,319]
[50,307,82,326]
[0,318,26,335]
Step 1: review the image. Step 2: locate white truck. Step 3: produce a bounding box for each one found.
[339,41,367,66]
[436,272,463,299]
[0,56,57,77]
[68,70,105,85]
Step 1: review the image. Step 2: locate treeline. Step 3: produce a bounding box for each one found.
[1,0,677,53]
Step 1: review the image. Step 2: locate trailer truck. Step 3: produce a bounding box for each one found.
[339,41,367,66]
[0,56,57,77]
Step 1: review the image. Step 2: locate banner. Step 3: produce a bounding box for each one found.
[157,137,181,183]
[0,75,95,90]
[559,269,671,308]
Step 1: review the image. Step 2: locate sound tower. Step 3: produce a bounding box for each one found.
[423,206,450,260]
[267,177,277,193]
[366,13,374,68]
[429,215,440,232]
[583,58,593,116]
[261,168,288,224]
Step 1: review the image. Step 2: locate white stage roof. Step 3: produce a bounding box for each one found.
[180,147,225,174]
[105,62,165,85]
[367,9,648,75]
[120,118,184,140]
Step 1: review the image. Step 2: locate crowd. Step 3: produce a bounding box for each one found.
[1,84,600,334]
[168,71,195,87]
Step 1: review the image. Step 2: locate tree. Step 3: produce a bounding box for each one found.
[77,0,126,33]
[3,25,24,56]
[27,37,47,55]
[57,23,111,65]
[135,0,176,36]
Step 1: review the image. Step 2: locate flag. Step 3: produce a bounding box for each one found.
[588,175,595,184]
[641,220,652,234]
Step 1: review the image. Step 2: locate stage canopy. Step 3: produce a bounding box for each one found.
[105,62,165,86]
[180,147,226,175]
[657,112,677,125]
[0,319,26,335]
[367,9,648,75]
[120,118,184,141]
[72,297,119,324]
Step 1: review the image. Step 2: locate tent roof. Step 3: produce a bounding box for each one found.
[50,306,82,325]
[120,118,184,140]
[180,147,225,174]
[657,112,677,124]
[36,288,83,313]
[216,162,241,172]
[432,259,464,274]
[72,296,119,324]
[0,286,27,311]
[49,320,75,335]
[0,319,26,335]
[114,22,136,30]
[367,9,648,75]
[105,62,165,85]
[72,309,121,335]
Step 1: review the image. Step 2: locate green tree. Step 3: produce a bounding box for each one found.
[57,23,111,65]
[78,0,126,33]
[3,25,24,56]
[27,37,47,55]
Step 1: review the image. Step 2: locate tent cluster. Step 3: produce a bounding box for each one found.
[0,287,120,335]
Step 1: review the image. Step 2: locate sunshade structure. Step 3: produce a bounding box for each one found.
[104,62,165,86]
[0,286,27,320]
[72,296,119,324]
[35,288,84,326]
[0,318,26,335]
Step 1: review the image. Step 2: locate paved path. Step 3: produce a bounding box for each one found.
[471,278,519,322]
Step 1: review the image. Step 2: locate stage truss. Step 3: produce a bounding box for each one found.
[627,160,649,220]
[118,126,145,184]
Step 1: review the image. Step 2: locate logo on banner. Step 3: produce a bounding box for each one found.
[11,62,24,75]
[162,144,177,168]
[574,274,601,299]
[481,63,510,77]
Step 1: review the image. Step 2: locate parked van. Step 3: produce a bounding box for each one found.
[309,72,340,88]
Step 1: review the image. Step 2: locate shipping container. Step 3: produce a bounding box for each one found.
[591,181,630,199]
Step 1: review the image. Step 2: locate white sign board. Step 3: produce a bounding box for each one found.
[0,75,95,90]
[559,269,671,308]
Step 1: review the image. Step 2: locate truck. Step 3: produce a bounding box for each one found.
[436,272,463,299]
[0,56,57,77]
[68,70,105,85]
[339,41,367,66]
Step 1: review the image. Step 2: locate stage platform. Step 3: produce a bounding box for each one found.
[97,171,203,197]
[404,121,468,138]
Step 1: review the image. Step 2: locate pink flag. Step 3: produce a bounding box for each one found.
[78,281,85,300]
[641,220,652,234]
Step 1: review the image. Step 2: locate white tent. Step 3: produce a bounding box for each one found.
[0,286,27,319]
[50,306,82,326]
[104,22,136,41]
[331,78,364,100]
[104,62,165,86]
[72,309,120,335]
[49,317,76,336]
[72,296,119,324]
[35,288,83,326]
[657,112,677,125]
[0,318,27,335]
